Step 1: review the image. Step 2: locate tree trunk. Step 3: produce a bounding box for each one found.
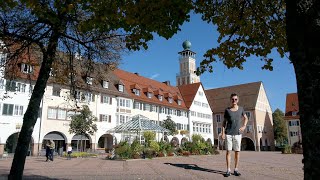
[286,1,320,179]
[8,33,59,180]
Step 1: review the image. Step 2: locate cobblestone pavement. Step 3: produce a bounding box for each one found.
[0,151,303,180]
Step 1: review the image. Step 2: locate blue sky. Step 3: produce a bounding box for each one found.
[119,13,297,112]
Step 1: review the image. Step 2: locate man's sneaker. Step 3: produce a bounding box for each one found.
[234,170,241,176]
[224,171,231,177]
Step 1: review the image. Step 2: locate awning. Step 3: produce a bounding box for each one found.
[43,132,65,140]
[72,134,89,140]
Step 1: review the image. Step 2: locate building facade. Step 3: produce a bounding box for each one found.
[284,93,301,146]
[0,41,214,157]
[205,82,275,151]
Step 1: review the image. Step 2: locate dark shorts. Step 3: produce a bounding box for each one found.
[68,151,72,154]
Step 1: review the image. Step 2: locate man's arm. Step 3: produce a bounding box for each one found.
[239,112,248,133]
[221,110,227,139]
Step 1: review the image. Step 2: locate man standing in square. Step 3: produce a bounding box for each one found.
[221,93,248,177]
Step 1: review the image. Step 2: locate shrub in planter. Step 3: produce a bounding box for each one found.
[167,152,175,156]
[182,151,191,156]
[282,144,292,154]
[130,139,142,157]
[158,151,165,157]
[149,141,160,153]
[115,141,132,159]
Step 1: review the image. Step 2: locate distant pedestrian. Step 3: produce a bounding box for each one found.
[49,140,55,161]
[45,142,50,162]
[221,93,248,177]
[67,145,72,160]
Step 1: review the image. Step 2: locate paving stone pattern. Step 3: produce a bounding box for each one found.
[0,151,303,180]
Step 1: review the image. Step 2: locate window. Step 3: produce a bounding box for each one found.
[5,81,16,92]
[194,101,201,106]
[292,111,297,116]
[57,109,66,120]
[52,87,61,96]
[144,104,150,111]
[47,108,57,119]
[16,83,26,93]
[14,105,23,116]
[102,80,109,88]
[177,100,182,105]
[21,64,33,73]
[198,91,204,96]
[101,95,112,104]
[168,97,173,103]
[102,81,109,89]
[246,125,253,133]
[134,89,140,96]
[147,92,153,98]
[134,101,140,109]
[216,114,221,123]
[245,112,251,120]
[2,104,14,115]
[0,79,4,90]
[84,92,95,102]
[100,114,111,122]
[202,103,209,108]
[158,95,163,101]
[86,77,93,85]
[74,91,81,100]
[118,84,124,92]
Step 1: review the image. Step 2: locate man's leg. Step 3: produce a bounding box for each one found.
[226,150,231,171]
[224,135,233,177]
[234,151,240,170]
[233,135,242,176]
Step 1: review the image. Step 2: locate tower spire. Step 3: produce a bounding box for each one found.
[176,40,200,86]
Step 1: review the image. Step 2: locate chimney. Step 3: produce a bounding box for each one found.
[134,72,139,76]
[163,81,170,86]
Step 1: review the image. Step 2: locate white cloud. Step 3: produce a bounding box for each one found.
[150,73,160,79]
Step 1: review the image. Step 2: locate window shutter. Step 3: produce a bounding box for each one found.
[101,95,103,103]
[92,94,95,102]
[99,114,102,122]
[110,97,112,105]
[9,104,14,115]
[109,115,111,123]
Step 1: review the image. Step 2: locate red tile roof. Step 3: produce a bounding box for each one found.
[113,69,188,110]
[285,93,299,118]
[178,82,201,108]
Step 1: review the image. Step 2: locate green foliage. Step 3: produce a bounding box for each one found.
[130,139,142,154]
[282,144,292,154]
[149,141,160,153]
[193,0,287,74]
[192,134,204,143]
[115,141,132,159]
[143,131,156,147]
[273,109,288,146]
[63,152,97,158]
[161,116,176,136]
[69,105,98,136]
[158,140,172,153]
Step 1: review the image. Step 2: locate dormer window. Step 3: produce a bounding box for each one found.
[147,92,153,98]
[292,111,298,116]
[102,80,109,89]
[177,100,182,105]
[86,77,93,85]
[21,64,33,74]
[158,95,163,101]
[118,84,124,92]
[168,97,173,103]
[135,89,140,96]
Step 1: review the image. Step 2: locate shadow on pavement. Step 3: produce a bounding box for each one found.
[164,163,226,176]
[0,173,69,180]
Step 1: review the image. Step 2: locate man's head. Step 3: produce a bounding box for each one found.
[230,93,239,106]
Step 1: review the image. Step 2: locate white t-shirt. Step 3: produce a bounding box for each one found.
[67,146,72,152]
